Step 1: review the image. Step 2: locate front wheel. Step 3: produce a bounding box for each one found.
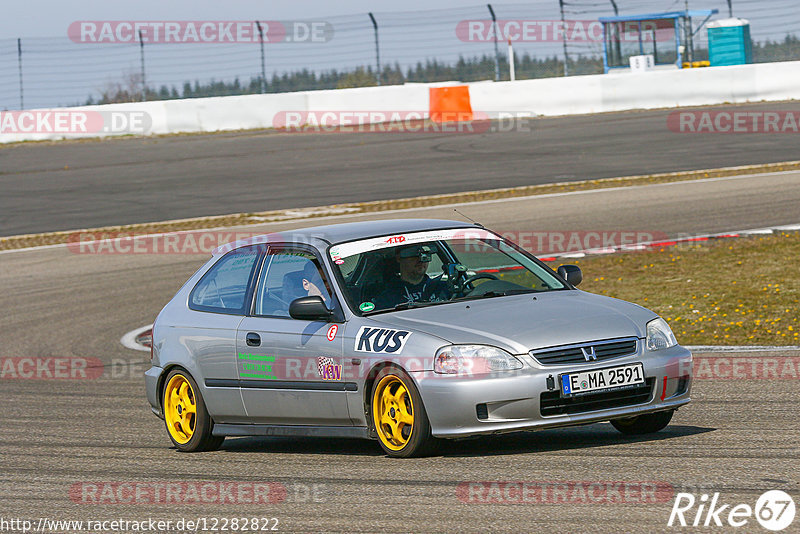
[162,369,224,452]
[370,367,435,458]
[610,410,675,435]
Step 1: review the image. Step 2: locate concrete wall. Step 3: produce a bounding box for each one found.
[471,61,800,117]
[2,62,799,143]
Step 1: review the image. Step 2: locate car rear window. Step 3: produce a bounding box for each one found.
[189,248,260,314]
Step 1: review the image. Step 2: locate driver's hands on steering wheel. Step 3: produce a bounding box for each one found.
[461,272,500,291]
[443,263,469,295]
[442,263,499,297]
[444,263,500,297]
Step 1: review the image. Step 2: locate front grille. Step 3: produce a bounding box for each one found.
[540,378,655,417]
[530,338,638,366]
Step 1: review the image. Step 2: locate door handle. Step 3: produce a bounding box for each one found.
[246,332,261,347]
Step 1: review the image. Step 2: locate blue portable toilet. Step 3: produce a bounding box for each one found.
[708,18,753,66]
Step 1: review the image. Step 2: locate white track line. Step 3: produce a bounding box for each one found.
[120,324,153,352]
[536,223,800,260]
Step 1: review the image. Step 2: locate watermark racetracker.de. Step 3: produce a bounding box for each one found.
[272,110,536,134]
[68,20,334,43]
[68,481,325,504]
[457,480,675,504]
[66,231,269,255]
[456,230,669,255]
[670,355,800,380]
[668,111,800,134]
[0,110,151,136]
[0,357,104,380]
[0,357,146,381]
[456,18,674,43]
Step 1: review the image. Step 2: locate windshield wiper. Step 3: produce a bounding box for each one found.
[361,301,438,316]
[455,289,539,301]
[393,300,437,311]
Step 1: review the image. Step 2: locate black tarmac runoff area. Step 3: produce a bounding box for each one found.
[3,101,800,236]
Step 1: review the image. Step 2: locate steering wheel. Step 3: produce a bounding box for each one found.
[449,271,499,297]
[462,272,499,289]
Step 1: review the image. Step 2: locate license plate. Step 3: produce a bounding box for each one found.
[560,363,645,397]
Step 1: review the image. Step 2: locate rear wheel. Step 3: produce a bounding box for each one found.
[611,410,674,435]
[163,369,224,452]
[370,367,435,458]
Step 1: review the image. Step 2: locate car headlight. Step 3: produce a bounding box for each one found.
[646,318,678,351]
[434,345,523,374]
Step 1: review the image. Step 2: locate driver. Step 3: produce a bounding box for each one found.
[373,244,450,309]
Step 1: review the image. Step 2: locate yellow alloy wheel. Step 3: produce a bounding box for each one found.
[164,374,197,445]
[372,374,415,451]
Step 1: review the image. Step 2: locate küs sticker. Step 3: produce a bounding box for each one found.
[354,326,411,354]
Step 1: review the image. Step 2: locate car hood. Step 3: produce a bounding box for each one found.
[369,290,658,355]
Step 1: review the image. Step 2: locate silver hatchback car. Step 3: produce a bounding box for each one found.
[145,219,692,457]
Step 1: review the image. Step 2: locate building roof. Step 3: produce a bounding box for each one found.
[599,9,718,23]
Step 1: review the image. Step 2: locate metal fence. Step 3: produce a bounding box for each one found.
[1,0,798,110]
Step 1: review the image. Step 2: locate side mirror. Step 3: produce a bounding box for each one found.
[289,296,334,321]
[557,265,583,287]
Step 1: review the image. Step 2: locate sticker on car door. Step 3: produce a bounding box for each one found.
[354,327,411,354]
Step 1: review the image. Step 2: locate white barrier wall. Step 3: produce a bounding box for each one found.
[305,83,437,114]
[161,92,308,133]
[2,62,800,143]
[0,82,446,143]
[471,61,800,117]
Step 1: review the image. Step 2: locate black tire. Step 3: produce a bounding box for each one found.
[370,366,436,458]
[610,410,675,435]
[162,368,224,452]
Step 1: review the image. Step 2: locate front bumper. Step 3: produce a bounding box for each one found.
[413,344,692,438]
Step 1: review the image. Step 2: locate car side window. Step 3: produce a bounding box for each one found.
[189,248,260,314]
[254,249,332,318]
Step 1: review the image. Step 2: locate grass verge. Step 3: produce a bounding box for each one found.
[545,232,800,346]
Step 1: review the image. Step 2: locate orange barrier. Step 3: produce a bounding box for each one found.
[682,61,711,69]
[429,85,473,123]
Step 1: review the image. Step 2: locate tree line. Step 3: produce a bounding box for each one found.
[86,36,800,105]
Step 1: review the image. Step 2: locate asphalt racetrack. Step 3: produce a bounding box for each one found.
[1,172,799,532]
[4,101,800,236]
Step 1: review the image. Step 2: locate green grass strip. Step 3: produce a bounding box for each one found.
[546,231,800,346]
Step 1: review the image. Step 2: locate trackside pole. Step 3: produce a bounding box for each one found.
[256,21,267,93]
[507,38,515,81]
[138,30,146,102]
[368,13,381,86]
[487,4,501,82]
[17,38,24,110]
[559,0,570,76]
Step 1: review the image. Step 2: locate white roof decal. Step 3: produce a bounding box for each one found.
[329,228,496,260]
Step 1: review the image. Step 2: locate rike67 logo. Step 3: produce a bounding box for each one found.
[668,490,796,531]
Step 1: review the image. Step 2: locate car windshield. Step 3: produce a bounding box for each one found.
[329,228,568,315]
